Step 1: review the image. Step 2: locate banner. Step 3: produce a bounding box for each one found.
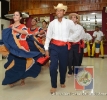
[74,66,94,90]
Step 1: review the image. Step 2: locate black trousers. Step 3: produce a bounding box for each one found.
[79,48,84,66]
[68,44,82,75]
[49,44,68,88]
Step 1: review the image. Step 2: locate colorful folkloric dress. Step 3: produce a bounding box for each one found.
[28,27,45,45]
[1,24,47,85]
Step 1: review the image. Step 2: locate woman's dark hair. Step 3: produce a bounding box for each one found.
[14,11,22,17]
[42,20,47,24]
[33,18,38,22]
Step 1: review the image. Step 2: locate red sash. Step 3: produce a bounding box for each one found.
[80,40,85,48]
[70,40,85,53]
[37,56,50,65]
[51,39,71,50]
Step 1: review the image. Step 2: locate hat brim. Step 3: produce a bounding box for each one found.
[54,6,67,12]
[69,13,80,20]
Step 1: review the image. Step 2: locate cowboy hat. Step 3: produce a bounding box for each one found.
[69,13,80,24]
[69,13,80,20]
[54,3,67,12]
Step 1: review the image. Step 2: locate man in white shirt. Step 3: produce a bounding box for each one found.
[84,28,92,42]
[93,26,103,43]
[68,13,85,76]
[91,26,104,58]
[44,3,75,93]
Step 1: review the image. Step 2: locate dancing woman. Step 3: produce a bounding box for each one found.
[1,11,48,87]
[27,18,45,45]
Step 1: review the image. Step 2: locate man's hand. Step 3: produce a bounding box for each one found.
[96,40,100,44]
[45,50,49,57]
[93,35,97,39]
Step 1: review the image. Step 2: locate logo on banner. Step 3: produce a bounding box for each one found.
[74,66,94,90]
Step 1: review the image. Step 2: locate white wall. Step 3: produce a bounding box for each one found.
[0,19,10,60]
[0,19,10,39]
[0,1,1,17]
[1,19,10,29]
[0,1,10,60]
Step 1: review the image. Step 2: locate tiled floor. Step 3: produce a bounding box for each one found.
[0,57,107,100]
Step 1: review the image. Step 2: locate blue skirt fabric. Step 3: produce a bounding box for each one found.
[2,54,42,85]
[2,55,26,85]
[26,36,40,52]
[27,35,44,51]
[0,40,4,45]
[2,28,44,85]
[22,54,42,79]
[4,53,15,69]
[2,28,40,58]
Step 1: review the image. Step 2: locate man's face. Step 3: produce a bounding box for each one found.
[56,9,65,18]
[95,27,99,31]
[70,15,78,23]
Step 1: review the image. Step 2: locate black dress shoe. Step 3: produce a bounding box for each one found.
[102,57,104,59]
[90,56,94,58]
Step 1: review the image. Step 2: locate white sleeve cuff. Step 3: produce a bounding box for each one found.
[44,46,49,51]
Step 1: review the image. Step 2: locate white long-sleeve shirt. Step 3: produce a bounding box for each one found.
[68,24,85,42]
[84,33,92,41]
[44,18,75,50]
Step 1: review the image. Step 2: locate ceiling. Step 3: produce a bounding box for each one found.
[5,0,10,1]
[5,0,78,1]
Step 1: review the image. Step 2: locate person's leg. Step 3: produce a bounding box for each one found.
[68,46,74,75]
[20,79,25,86]
[49,44,59,92]
[79,48,84,66]
[73,44,80,74]
[59,45,68,87]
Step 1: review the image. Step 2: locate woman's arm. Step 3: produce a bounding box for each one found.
[12,25,28,34]
[34,29,45,35]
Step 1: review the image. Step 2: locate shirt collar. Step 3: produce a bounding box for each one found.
[57,17,65,23]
